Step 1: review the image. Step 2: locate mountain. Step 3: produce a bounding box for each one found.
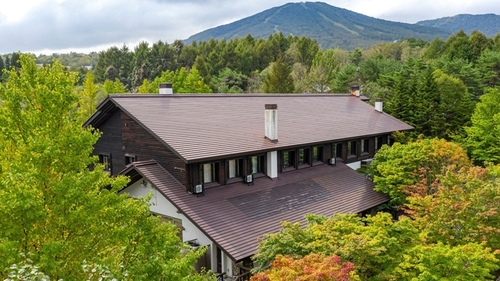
[416,14,500,37]
[185,2,450,50]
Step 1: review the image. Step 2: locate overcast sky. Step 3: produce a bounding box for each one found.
[1,0,499,55]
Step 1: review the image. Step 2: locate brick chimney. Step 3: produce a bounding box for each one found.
[375,98,383,112]
[159,82,173,94]
[350,85,360,97]
[265,104,278,142]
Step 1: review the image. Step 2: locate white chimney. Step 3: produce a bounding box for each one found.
[351,85,360,97]
[159,82,173,94]
[265,104,278,142]
[375,98,383,112]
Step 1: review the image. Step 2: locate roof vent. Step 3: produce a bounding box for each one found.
[265,104,278,142]
[159,82,173,94]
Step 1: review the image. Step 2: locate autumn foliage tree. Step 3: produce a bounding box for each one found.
[369,138,471,205]
[251,254,359,281]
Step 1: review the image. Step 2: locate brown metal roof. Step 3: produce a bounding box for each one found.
[102,94,412,163]
[123,160,389,262]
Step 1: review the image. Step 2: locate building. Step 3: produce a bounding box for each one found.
[85,87,412,278]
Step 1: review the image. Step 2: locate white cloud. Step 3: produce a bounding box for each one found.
[1,0,499,55]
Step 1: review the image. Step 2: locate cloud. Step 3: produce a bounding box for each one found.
[0,0,499,55]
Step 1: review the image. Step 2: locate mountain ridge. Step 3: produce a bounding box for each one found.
[416,13,500,37]
[185,2,451,50]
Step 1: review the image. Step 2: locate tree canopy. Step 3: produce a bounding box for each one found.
[0,54,210,280]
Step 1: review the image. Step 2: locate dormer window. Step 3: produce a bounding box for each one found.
[375,136,384,151]
[200,162,219,184]
[312,146,323,165]
[332,143,344,160]
[250,155,265,174]
[282,150,296,171]
[298,148,310,168]
[228,159,244,179]
[361,139,369,154]
[347,141,357,158]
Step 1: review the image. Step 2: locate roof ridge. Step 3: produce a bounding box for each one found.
[108,93,355,98]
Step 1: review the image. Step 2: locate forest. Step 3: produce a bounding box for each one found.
[1,29,500,280]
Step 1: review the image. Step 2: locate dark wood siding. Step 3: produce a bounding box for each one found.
[93,109,124,174]
[121,112,189,188]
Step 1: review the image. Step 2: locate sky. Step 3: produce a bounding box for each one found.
[1,0,499,55]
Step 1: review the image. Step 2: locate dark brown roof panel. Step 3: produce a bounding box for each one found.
[109,94,412,162]
[126,160,389,262]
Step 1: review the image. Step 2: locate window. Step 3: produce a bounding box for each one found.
[156,214,183,240]
[332,143,343,160]
[361,139,369,153]
[282,150,296,170]
[99,154,112,173]
[375,136,384,150]
[228,159,244,179]
[312,146,323,163]
[200,162,219,184]
[250,155,265,174]
[348,141,357,157]
[125,154,136,165]
[298,148,310,166]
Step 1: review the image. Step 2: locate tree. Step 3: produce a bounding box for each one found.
[476,50,500,88]
[76,71,100,123]
[103,78,127,94]
[463,88,500,164]
[253,212,499,281]
[369,138,471,205]
[386,58,473,139]
[0,55,210,280]
[251,254,359,281]
[263,58,295,93]
[405,165,500,251]
[211,67,247,93]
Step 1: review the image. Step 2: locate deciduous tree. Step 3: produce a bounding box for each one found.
[463,87,500,164]
[369,138,471,205]
[0,55,210,280]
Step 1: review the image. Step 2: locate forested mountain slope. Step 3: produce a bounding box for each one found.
[417,14,500,37]
[185,2,450,50]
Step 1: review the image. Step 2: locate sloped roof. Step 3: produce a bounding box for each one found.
[122,160,389,262]
[88,94,413,163]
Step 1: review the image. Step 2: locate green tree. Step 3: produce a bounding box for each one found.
[253,212,498,281]
[263,58,295,93]
[476,50,500,88]
[369,138,471,205]
[463,88,500,164]
[211,67,247,93]
[386,58,473,139]
[103,78,127,94]
[0,54,210,280]
[77,71,100,123]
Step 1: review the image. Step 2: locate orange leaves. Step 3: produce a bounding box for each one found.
[251,254,358,281]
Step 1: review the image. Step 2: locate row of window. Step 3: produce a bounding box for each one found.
[198,136,390,185]
[98,136,391,184]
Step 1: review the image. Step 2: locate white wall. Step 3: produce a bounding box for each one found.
[121,178,234,276]
[346,160,361,170]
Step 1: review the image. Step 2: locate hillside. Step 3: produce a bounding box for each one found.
[185,2,451,50]
[416,14,500,37]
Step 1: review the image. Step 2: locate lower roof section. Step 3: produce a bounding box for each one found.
[122,160,389,261]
